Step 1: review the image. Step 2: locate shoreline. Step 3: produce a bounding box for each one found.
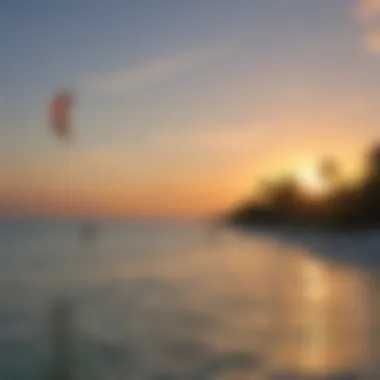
[227,222,380,270]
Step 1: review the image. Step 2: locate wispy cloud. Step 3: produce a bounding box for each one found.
[356,0,380,20]
[364,28,380,51]
[140,126,273,170]
[354,0,380,53]
[84,41,229,95]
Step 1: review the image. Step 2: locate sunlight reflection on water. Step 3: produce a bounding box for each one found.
[0,221,378,379]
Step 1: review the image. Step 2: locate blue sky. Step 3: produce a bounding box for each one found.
[2,0,380,217]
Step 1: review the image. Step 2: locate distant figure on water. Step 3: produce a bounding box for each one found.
[80,221,99,241]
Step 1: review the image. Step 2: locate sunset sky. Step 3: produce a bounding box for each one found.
[2,0,380,218]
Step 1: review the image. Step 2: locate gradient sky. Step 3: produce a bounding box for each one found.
[2,0,380,218]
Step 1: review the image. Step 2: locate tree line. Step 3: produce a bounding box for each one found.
[228,143,380,231]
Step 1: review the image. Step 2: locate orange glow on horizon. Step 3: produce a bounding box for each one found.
[0,125,370,218]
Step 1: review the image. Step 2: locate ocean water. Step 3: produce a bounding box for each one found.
[0,220,379,380]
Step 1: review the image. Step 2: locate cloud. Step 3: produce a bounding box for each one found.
[144,127,264,157]
[356,0,380,20]
[84,42,229,95]
[354,1,380,53]
[364,28,380,51]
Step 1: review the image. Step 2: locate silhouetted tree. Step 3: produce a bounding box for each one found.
[365,143,380,180]
[257,179,278,205]
[227,142,380,230]
[319,157,340,185]
[356,143,380,225]
[269,176,301,221]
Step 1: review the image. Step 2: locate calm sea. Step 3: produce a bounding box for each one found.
[0,220,379,379]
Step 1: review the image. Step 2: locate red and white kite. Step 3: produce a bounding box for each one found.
[49,91,73,139]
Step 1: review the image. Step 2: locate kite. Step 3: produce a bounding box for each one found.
[49,91,74,139]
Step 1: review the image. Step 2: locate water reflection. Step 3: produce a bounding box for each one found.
[90,228,379,379]
[268,242,376,379]
[2,223,380,379]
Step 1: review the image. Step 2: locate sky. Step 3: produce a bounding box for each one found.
[2,0,380,219]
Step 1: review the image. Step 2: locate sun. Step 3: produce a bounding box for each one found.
[296,168,330,196]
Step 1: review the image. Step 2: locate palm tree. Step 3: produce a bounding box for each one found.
[367,143,380,180]
[319,157,340,185]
